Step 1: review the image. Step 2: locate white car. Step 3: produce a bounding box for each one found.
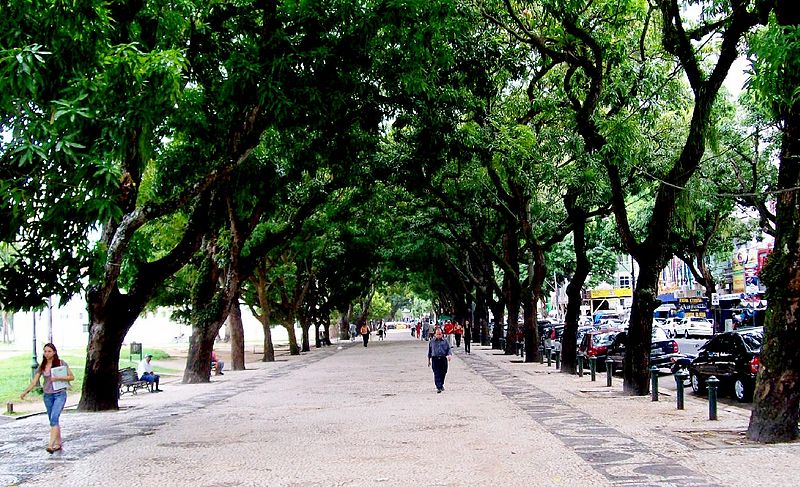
[662,317,682,337]
[674,317,714,338]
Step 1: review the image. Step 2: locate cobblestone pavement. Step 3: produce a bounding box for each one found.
[1,333,798,487]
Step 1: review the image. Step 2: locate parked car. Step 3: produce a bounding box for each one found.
[598,318,624,330]
[606,326,682,370]
[662,317,682,337]
[578,329,623,369]
[688,327,764,402]
[576,325,597,346]
[674,317,714,338]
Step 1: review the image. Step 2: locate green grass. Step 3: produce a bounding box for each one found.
[0,348,178,406]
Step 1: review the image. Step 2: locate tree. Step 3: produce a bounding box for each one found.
[747,1,800,443]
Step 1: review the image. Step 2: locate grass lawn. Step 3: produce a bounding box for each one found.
[0,348,178,406]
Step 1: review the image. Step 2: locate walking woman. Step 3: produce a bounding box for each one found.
[360,322,371,347]
[21,343,74,453]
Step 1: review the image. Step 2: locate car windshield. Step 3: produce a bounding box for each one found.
[741,331,763,352]
[593,332,617,346]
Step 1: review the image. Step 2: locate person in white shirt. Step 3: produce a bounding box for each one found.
[137,354,162,392]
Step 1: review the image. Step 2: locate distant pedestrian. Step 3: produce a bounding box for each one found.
[463,320,471,354]
[360,323,370,347]
[20,343,74,453]
[416,322,422,339]
[350,323,357,342]
[427,327,452,393]
[382,322,388,340]
[454,322,463,347]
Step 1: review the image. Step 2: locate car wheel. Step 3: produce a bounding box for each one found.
[684,330,689,339]
[690,372,705,394]
[734,377,754,402]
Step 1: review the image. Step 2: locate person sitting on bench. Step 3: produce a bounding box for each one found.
[211,350,224,375]
[137,354,162,392]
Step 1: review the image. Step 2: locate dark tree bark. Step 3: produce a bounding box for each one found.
[228,297,245,370]
[80,290,137,411]
[747,0,800,443]
[251,268,276,362]
[523,244,546,363]
[561,202,590,374]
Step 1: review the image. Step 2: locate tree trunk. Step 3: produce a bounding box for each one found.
[301,318,311,352]
[340,305,352,340]
[183,326,216,383]
[524,244,545,363]
[284,321,300,355]
[78,289,138,411]
[228,297,245,370]
[261,311,275,362]
[623,265,660,394]
[562,204,590,374]
[490,299,504,349]
[748,0,800,442]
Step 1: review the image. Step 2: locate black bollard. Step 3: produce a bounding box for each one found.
[555,350,561,370]
[606,358,613,387]
[675,370,688,410]
[707,376,720,420]
[650,366,659,401]
[589,356,597,381]
[546,347,552,367]
[578,354,584,377]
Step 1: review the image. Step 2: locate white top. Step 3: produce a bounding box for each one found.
[137,358,153,378]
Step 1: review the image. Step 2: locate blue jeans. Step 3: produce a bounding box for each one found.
[43,391,67,427]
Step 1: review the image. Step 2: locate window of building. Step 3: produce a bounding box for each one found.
[619,275,632,288]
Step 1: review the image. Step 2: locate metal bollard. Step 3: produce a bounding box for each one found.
[707,376,720,420]
[589,356,597,381]
[675,370,688,410]
[539,346,544,364]
[546,348,552,367]
[578,354,584,377]
[6,402,13,414]
[606,359,613,387]
[555,350,561,370]
[650,366,659,401]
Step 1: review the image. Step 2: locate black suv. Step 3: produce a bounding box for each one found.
[688,327,763,402]
[606,326,682,370]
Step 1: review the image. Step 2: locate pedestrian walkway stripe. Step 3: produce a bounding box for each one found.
[460,351,727,487]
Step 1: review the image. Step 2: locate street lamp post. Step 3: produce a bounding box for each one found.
[31,312,39,380]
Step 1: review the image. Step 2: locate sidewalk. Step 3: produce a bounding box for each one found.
[1,332,798,487]
[3,343,294,418]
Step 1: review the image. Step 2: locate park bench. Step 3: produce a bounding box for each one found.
[118,367,151,396]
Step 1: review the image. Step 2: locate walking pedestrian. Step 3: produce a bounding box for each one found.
[20,343,74,453]
[349,323,357,342]
[427,327,452,393]
[463,320,471,354]
[360,322,370,347]
[454,322,463,347]
[415,322,422,339]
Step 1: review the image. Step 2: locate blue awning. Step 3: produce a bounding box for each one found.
[657,293,678,303]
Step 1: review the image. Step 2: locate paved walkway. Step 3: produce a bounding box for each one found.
[1,332,798,486]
